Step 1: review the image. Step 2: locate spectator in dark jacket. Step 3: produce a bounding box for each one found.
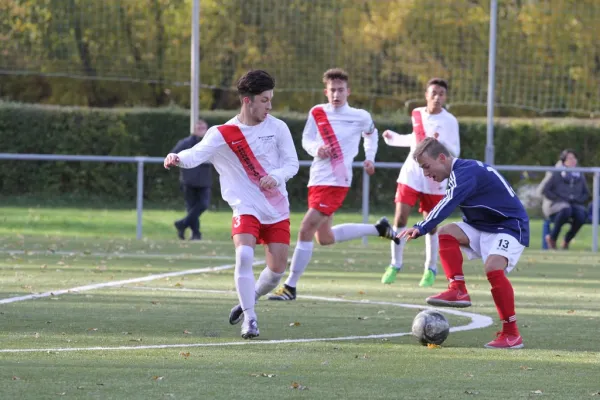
[171,119,212,240]
[541,149,590,250]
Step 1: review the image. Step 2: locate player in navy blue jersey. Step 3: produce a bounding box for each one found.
[399,137,529,349]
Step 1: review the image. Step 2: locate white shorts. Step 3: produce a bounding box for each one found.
[454,222,525,273]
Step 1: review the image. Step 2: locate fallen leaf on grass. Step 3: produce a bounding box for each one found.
[289,322,301,327]
[12,376,21,380]
[357,316,369,320]
[151,301,160,305]
[174,283,183,288]
[464,390,479,395]
[152,376,164,381]
[531,390,543,395]
[183,330,192,335]
[33,332,40,338]
[129,338,142,342]
[427,343,441,349]
[520,366,533,370]
[465,373,474,378]
[56,392,66,396]
[180,352,190,358]
[358,290,366,295]
[567,310,576,314]
[290,382,308,390]
[40,264,47,269]
[591,392,600,396]
[250,373,276,378]
[87,328,98,332]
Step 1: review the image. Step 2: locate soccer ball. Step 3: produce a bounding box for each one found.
[411,309,450,346]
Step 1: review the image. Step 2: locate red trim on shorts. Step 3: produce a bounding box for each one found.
[308,185,349,216]
[394,183,444,213]
[231,215,290,245]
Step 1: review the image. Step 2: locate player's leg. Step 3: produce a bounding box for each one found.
[425,222,473,308]
[268,208,328,300]
[481,234,525,349]
[418,193,445,287]
[228,216,260,339]
[383,183,416,284]
[330,218,400,244]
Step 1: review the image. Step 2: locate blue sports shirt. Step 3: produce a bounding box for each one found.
[415,158,530,246]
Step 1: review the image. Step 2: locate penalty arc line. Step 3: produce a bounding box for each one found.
[0,263,494,353]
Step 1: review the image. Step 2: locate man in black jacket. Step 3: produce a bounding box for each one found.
[171,119,212,240]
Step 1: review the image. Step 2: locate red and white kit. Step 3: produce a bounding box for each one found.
[386,107,459,209]
[302,103,378,214]
[177,115,299,243]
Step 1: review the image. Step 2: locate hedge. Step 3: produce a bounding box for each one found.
[1,102,599,212]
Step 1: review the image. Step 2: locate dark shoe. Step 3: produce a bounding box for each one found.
[174,221,186,240]
[229,304,243,325]
[190,232,202,241]
[375,217,400,244]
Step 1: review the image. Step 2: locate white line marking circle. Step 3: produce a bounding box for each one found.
[0,261,493,353]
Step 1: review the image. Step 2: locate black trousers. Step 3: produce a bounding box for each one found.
[178,185,211,235]
[550,205,588,243]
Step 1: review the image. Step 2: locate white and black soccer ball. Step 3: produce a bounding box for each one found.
[411,309,450,346]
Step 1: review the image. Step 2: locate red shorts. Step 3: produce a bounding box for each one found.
[394,183,444,213]
[231,215,290,245]
[308,185,349,216]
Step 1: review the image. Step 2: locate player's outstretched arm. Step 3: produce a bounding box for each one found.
[176,127,222,169]
[301,110,323,158]
[382,130,412,147]
[414,172,476,236]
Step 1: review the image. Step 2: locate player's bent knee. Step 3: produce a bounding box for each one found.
[315,234,335,246]
[484,254,509,273]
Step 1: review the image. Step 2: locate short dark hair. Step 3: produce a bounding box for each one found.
[237,70,275,98]
[426,78,448,91]
[413,137,451,161]
[323,68,349,84]
[560,148,578,162]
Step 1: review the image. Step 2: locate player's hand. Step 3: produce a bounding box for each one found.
[398,227,421,242]
[164,153,180,169]
[317,145,331,159]
[363,160,375,176]
[259,175,278,190]
[382,130,394,140]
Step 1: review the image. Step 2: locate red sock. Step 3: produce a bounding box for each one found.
[487,270,519,336]
[439,234,466,291]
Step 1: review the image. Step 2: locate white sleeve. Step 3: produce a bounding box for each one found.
[177,128,224,168]
[301,111,321,158]
[383,130,413,147]
[362,116,378,162]
[269,123,300,187]
[438,117,460,157]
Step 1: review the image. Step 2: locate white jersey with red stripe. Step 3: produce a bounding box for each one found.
[176,115,299,224]
[302,103,378,187]
[385,107,460,195]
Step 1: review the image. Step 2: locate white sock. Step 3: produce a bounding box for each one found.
[234,245,257,321]
[255,267,284,299]
[390,226,406,269]
[331,223,378,243]
[425,232,439,274]
[284,240,314,288]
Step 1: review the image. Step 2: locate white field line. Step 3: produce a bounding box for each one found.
[0,249,234,260]
[0,281,493,353]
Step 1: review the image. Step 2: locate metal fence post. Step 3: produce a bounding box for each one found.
[592,172,599,252]
[136,160,145,240]
[362,167,370,245]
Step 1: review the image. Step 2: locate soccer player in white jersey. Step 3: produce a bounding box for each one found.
[381,78,460,287]
[164,70,299,339]
[267,68,399,301]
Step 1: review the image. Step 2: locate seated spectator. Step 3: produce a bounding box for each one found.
[541,149,590,249]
